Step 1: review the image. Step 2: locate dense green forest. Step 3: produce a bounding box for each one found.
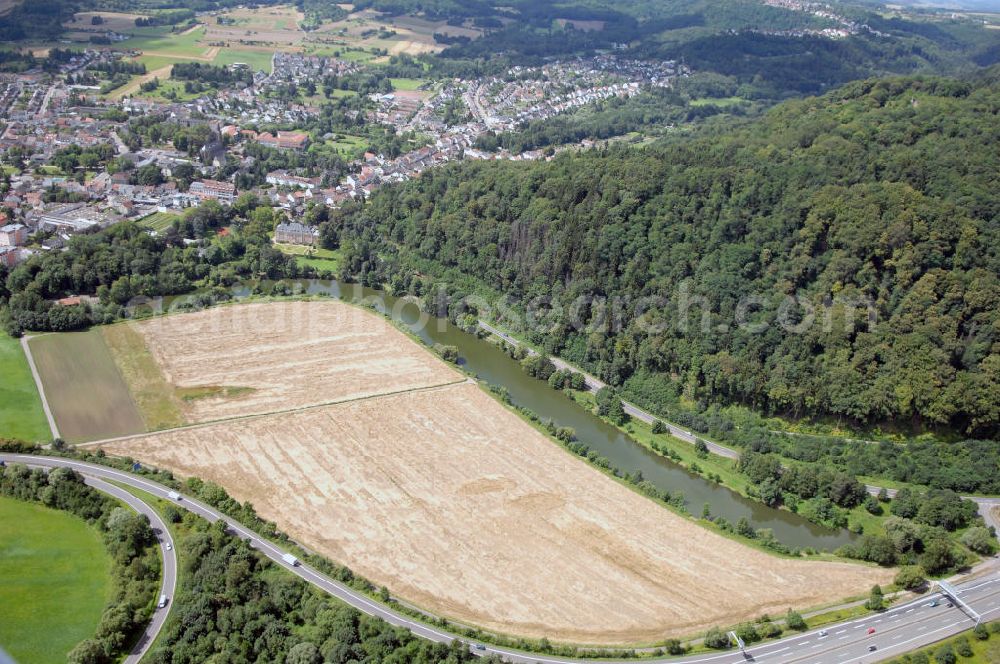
[329,69,1000,438]
[150,515,500,664]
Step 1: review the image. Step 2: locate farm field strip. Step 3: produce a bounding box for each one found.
[124,300,462,423]
[28,329,145,443]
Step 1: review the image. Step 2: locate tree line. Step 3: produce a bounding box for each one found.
[329,70,1000,440]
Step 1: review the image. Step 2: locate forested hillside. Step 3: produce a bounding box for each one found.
[333,69,1000,436]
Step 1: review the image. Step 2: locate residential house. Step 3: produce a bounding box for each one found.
[274,221,319,246]
[257,130,310,151]
[0,223,28,246]
[0,246,17,268]
[189,179,237,204]
[266,170,320,190]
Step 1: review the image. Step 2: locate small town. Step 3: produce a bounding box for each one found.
[2,0,999,662]
[0,48,687,266]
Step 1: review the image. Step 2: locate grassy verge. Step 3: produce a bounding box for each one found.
[29,329,146,442]
[0,496,112,663]
[885,621,1000,663]
[568,388,749,492]
[101,323,186,431]
[0,335,50,442]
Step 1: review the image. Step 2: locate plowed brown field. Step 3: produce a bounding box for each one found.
[127,300,462,423]
[102,311,891,647]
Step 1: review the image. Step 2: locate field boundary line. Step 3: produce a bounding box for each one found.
[21,335,60,440]
[76,377,471,448]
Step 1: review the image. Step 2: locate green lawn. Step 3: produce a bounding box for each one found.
[273,243,341,273]
[322,133,369,157]
[0,497,112,664]
[134,54,186,71]
[0,335,50,442]
[136,79,208,102]
[122,25,207,58]
[390,77,427,91]
[332,47,377,62]
[211,48,274,74]
[139,210,182,232]
[886,622,1000,663]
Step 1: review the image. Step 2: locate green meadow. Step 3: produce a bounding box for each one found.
[0,335,50,442]
[0,497,112,664]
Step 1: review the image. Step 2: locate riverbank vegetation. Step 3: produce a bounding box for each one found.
[480,326,992,571]
[324,68,1000,483]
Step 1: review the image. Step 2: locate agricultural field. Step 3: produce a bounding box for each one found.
[62,11,150,33]
[310,8,482,56]
[123,25,211,62]
[138,210,181,233]
[0,335,50,442]
[116,300,462,423]
[102,379,890,644]
[28,329,145,443]
[204,5,305,50]
[96,300,890,645]
[0,497,111,664]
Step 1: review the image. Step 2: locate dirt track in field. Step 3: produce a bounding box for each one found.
[127,300,462,423]
[103,363,891,644]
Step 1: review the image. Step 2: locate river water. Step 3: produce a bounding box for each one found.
[185,279,855,550]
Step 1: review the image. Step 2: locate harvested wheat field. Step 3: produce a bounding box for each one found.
[121,300,462,424]
[103,373,890,644]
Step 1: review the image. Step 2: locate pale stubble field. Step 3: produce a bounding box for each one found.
[99,300,891,644]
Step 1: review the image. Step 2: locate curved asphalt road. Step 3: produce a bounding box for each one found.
[10,460,177,664]
[4,454,999,664]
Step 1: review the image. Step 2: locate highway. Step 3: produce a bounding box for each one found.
[85,476,177,664]
[3,454,997,664]
[11,461,177,664]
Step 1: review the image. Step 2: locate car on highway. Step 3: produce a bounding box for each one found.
[867,627,876,634]
[166,542,172,550]
[929,599,939,607]
[868,645,877,652]
[158,594,168,609]
[818,630,828,637]
[473,644,486,651]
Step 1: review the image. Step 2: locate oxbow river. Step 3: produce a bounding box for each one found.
[162,279,855,551]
